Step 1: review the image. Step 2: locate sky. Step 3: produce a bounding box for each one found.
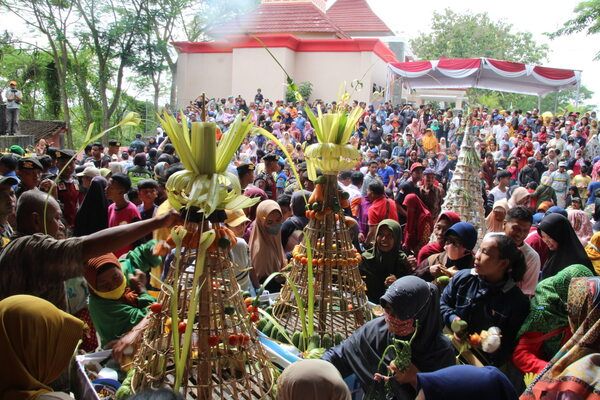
[362,0,599,109]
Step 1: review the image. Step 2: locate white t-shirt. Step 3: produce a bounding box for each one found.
[489,186,508,202]
[493,124,509,142]
[340,182,362,202]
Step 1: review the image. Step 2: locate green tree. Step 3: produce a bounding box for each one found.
[0,0,77,147]
[410,9,548,63]
[410,9,592,112]
[549,0,600,60]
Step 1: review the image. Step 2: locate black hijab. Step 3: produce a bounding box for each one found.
[74,176,109,236]
[538,213,593,279]
[322,276,455,397]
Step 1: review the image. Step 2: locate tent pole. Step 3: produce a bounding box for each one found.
[553,91,559,114]
[537,95,541,111]
[398,78,403,106]
[575,78,581,109]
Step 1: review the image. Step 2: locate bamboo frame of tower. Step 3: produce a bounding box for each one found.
[440,119,487,242]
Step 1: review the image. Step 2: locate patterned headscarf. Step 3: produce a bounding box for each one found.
[522,277,600,399]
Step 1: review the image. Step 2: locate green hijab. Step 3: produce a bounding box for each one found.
[360,219,411,302]
[517,264,594,355]
[363,219,402,262]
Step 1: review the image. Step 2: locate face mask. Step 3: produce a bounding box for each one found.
[266,223,282,235]
[94,274,127,300]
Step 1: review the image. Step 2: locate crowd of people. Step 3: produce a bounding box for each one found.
[1,88,600,400]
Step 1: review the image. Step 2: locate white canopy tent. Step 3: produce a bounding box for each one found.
[385,58,582,108]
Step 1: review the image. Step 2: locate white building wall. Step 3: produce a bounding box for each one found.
[176,48,389,106]
[176,52,232,106]
[231,47,296,102]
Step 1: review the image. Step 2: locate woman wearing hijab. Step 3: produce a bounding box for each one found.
[277,359,351,400]
[360,219,413,302]
[417,222,477,282]
[281,190,310,252]
[567,208,593,246]
[422,128,438,154]
[512,264,594,375]
[416,211,461,264]
[84,252,157,346]
[323,276,455,399]
[522,277,600,400]
[440,234,530,366]
[249,200,286,291]
[0,295,84,399]
[415,365,518,400]
[537,213,593,279]
[74,176,109,236]
[403,194,433,255]
[508,187,531,209]
[585,232,600,275]
[486,199,509,233]
[406,117,420,137]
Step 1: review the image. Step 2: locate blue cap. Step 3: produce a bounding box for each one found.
[445,221,478,251]
[545,206,568,218]
[532,212,545,226]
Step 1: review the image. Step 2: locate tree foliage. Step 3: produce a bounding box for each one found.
[0,0,255,145]
[549,0,600,60]
[409,8,594,112]
[410,9,549,64]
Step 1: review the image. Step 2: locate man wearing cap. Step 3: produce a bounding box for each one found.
[225,209,253,293]
[0,153,19,181]
[237,163,255,190]
[294,110,306,134]
[548,161,570,208]
[492,117,508,144]
[9,144,25,157]
[108,139,122,158]
[259,153,279,200]
[4,80,22,135]
[53,149,79,228]
[420,168,444,221]
[547,131,566,153]
[15,157,43,198]
[0,175,18,242]
[77,165,101,191]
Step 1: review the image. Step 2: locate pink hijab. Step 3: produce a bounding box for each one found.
[567,209,593,246]
[249,200,286,280]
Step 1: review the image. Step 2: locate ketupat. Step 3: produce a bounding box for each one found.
[158,112,259,216]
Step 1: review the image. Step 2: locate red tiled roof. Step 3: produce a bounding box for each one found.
[209,2,348,38]
[326,0,393,35]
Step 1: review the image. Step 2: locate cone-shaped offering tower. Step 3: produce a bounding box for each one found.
[268,99,372,350]
[440,119,486,241]
[127,113,275,399]
[272,174,371,346]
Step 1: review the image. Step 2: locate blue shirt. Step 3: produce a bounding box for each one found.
[294,116,306,132]
[377,166,395,186]
[587,181,600,205]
